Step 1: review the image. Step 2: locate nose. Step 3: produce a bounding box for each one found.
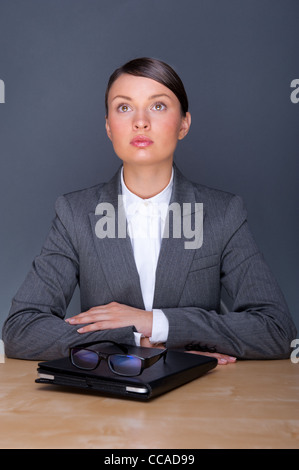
[133,110,150,130]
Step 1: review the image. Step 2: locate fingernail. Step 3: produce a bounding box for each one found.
[77,328,84,333]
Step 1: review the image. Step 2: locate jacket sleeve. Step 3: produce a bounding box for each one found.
[162,195,297,359]
[2,195,136,360]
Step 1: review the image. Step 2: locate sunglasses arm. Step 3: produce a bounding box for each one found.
[144,348,167,369]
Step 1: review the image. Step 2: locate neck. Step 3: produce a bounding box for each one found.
[122,162,173,199]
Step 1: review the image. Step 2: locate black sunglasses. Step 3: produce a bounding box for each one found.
[69,340,167,377]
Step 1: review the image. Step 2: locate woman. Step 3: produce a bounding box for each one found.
[2,58,296,364]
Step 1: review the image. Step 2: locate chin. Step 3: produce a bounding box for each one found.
[119,151,173,167]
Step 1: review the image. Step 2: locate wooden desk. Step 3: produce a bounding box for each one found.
[0,357,298,449]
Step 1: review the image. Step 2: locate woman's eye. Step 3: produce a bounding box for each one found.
[118,104,131,113]
[152,102,166,111]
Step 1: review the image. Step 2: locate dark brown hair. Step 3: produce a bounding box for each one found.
[105,57,189,116]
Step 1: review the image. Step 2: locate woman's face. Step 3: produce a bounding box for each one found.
[105,73,191,168]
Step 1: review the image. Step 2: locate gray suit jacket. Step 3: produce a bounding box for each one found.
[2,165,296,360]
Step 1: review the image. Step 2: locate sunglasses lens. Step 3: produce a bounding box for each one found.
[71,348,98,370]
[109,354,142,376]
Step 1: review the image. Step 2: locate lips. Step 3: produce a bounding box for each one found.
[130,135,153,148]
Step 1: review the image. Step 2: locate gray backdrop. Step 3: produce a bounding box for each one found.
[0,0,298,338]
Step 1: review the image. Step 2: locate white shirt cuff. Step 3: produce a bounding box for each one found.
[134,332,142,346]
[149,309,169,344]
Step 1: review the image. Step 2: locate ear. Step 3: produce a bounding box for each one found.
[178,112,191,140]
[105,118,112,141]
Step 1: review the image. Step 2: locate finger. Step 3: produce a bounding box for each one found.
[185,350,236,365]
[66,308,113,324]
[65,309,103,322]
[220,354,236,363]
[76,322,105,333]
[79,314,139,332]
[76,319,127,333]
[214,353,236,363]
[66,314,106,325]
[65,303,121,323]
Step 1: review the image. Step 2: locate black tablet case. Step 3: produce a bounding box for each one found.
[36,345,217,401]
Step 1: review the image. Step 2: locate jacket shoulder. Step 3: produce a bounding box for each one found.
[189,180,247,232]
[55,182,105,216]
[191,180,240,208]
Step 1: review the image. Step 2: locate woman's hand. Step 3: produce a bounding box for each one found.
[65,302,153,337]
[185,350,237,365]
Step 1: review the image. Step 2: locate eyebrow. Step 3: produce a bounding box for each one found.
[111,93,172,102]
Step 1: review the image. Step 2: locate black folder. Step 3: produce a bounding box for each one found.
[36,345,217,401]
